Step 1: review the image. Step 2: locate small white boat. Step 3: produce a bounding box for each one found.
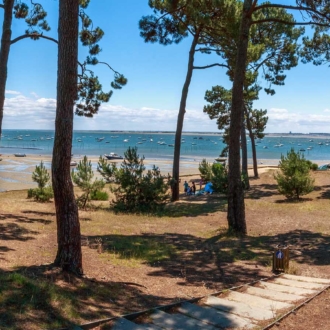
[123,139,129,142]
[14,153,26,157]
[96,137,105,142]
[70,161,77,166]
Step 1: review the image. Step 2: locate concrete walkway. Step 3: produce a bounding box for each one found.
[112,274,330,329]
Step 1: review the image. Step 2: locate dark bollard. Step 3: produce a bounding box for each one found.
[273,244,289,272]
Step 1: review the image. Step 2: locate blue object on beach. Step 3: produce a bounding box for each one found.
[204,182,213,194]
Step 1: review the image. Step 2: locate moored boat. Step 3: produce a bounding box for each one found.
[104,152,123,160]
[14,153,26,157]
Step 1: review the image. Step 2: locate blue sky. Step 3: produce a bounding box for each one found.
[2,0,330,133]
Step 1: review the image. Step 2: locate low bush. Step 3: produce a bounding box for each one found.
[71,156,105,209]
[28,161,53,202]
[90,190,109,201]
[274,148,314,199]
[98,147,170,213]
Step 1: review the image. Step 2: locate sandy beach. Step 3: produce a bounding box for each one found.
[0,154,204,192]
[1,152,328,192]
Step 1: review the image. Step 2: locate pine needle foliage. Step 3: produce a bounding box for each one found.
[274,148,314,200]
[29,161,53,202]
[75,2,127,118]
[97,147,170,213]
[71,156,105,209]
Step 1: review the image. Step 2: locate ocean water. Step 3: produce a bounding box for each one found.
[1,129,330,163]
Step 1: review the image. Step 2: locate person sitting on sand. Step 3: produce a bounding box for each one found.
[186,185,193,195]
[183,180,189,195]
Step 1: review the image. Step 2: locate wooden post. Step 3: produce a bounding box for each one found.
[273,247,289,272]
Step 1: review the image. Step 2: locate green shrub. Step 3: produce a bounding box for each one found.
[98,147,170,213]
[90,190,109,201]
[211,162,228,193]
[27,188,35,198]
[71,156,105,209]
[33,186,54,202]
[198,159,212,182]
[28,161,53,202]
[274,148,314,199]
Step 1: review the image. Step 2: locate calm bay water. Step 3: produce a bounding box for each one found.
[1,129,330,163]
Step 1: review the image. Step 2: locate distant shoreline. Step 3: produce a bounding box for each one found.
[3,128,330,137]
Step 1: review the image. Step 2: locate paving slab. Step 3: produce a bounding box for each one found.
[178,301,255,329]
[205,295,274,321]
[245,286,304,302]
[282,274,330,284]
[226,290,293,310]
[112,317,161,330]
[273,278,326,290]
[150,309,216,330]
[259,281,317,296]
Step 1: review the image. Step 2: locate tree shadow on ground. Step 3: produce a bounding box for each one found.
[316,184,330,199]
[2,227,329,329]
[22,210,56,217]
[245,183,279,199]
[0,214,42,241]
[1,212,52,225]
[161,195,227,217]
[0,264,178,330]
[88,229,330,293]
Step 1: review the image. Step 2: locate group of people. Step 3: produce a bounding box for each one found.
[183,180,196,195]
[183,179,213,195]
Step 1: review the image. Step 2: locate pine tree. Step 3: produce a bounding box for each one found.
[140,0,236,201]
[274,149,314,199]
[225,0,330,235]
[32,161,50,189]
[71,156,105,209]
[0,0,51,138]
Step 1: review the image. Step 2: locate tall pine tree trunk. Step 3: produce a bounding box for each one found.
[241,108,249,189]
[52,0,82,275]
[227,0,253,235]
[172,31,200,201]
[245,109,258,177]
[0,0,14,138]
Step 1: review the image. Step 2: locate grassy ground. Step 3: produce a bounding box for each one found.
[1,170,330,329]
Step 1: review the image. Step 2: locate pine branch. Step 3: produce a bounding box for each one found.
[98,61,121,75]
[251,18,330,27]
[11,33,58,45]
[195,47,219,52]
[193,63,229,70]
[254,3,330,20]
[0,4,4,9]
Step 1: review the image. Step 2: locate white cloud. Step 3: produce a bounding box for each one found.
[5,92,330,133]
[3,94,56,129]
[269,108,288,114]
[266,107,330,133]
[5,90,21,95]
[323,109,330,113]
[30,92,39,98]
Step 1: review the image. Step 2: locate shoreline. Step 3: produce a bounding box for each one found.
[1,154,329,193]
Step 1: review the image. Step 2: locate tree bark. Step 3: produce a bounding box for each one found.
[52,0,82,275]
[227,0,253,235]
[240,108,249,189]
[172,30,200,201]
[244,106,258,177]
[0,0,14,138]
